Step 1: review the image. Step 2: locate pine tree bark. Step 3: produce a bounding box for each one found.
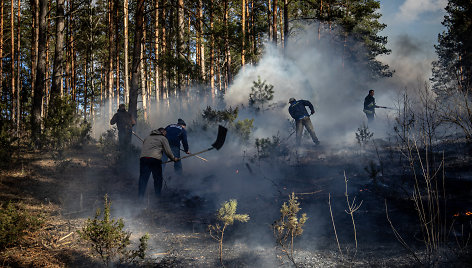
[31,0,39,99]
[159,0,165,99]
[224,0,231,90]
[209,0,215,98]
[0,0,3,100]
[32,0,48,143]
[177,0,184,92]
[153,0,159,101]
[284,0,289,48]
[107,0,115,120]
[50,0,65,101]
[129,0,144,121]
[11,0,15,122]
[115,0,120,107]
[141,25,147,121]
[272,0,277,44]
[267,0,271,42]
[16,0,21,133]
[241,0,246,67]
[123,0,129,104]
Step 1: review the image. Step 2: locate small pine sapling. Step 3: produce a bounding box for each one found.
[249,76,274,111]
[273,193,308,267]
[208,199,250,267]
[355,123,373,149]
[78,194,149,266]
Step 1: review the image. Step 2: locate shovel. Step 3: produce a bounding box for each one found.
[164,125,227,163]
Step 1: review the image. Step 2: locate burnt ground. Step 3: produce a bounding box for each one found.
[1,139,472,267]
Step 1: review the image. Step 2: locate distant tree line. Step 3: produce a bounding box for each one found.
[0,0,390,146]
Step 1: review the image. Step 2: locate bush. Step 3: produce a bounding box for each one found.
[255,135,286,159]
[43,97,91,149]
[78,195,148,266]
[0,202,43,249]
[249,76,274,111]
[0,119,17,167]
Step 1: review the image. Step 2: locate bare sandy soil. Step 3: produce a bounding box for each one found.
[1,140,472,267]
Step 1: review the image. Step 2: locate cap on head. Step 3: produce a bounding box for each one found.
[177,118,186,126]
[289,98,296,103]
[119,104,126,110]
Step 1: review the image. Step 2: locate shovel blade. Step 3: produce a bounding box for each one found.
[211,125,227,150]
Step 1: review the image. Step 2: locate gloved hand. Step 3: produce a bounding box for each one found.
[185,151,191,154]
[173,157,180,162]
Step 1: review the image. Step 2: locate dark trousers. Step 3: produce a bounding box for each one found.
[118,129,132,150]
[162,146,182,175]
[138,157,163,198]
[365,112,374,125]
[295,117,319,145]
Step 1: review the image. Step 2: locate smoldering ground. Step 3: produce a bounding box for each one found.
[72,23,444,266]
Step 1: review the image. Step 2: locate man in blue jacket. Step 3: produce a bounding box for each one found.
[163,118,190,174]
[288,98,320,146]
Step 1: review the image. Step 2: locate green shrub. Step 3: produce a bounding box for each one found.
[0,120,17,167]
[249,76,274,111]
[43,97,91,149]
[0,202,43,249]
[255,135,285,159]
[234,119,254,143]
[355,123,373,149]
[78,195,148,266]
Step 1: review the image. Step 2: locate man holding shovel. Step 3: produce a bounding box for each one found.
[163,119,190,175]
[288,98,320,146]
[138,128,179,199]
[363,89,389,124]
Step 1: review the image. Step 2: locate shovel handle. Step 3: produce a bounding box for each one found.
[164,147,214,163]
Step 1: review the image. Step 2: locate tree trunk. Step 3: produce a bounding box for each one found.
[16,0,21,134]
[177,0,184,93]
[0,0,3,101]
[283,0,288,49]
[50,0,65,101]
[209,0,214,98]
[124,0,129,104]
[141,25,147,121]
[241,0,245,67]
[107,0,115,121]
[129,0,144,121]
[252,0,256,60]
[32,0,48,144]
[16,0,21,133]
[44,0,51,116]
[31,0,39,100]
[115,0,120,106]
[224,0,231,89]
[153,0,159,101]
[272,0,277,44]
[159,0,166,100]
[267,0,271,42]
[11,0,15,122]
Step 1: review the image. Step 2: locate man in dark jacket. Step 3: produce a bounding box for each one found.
[110,104,136,150]
[363,90,380,124]
[288,98,320,146]
[139,128,179,199]
[163,119,190,174]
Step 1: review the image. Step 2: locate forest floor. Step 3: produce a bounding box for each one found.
[1,138,472,267]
